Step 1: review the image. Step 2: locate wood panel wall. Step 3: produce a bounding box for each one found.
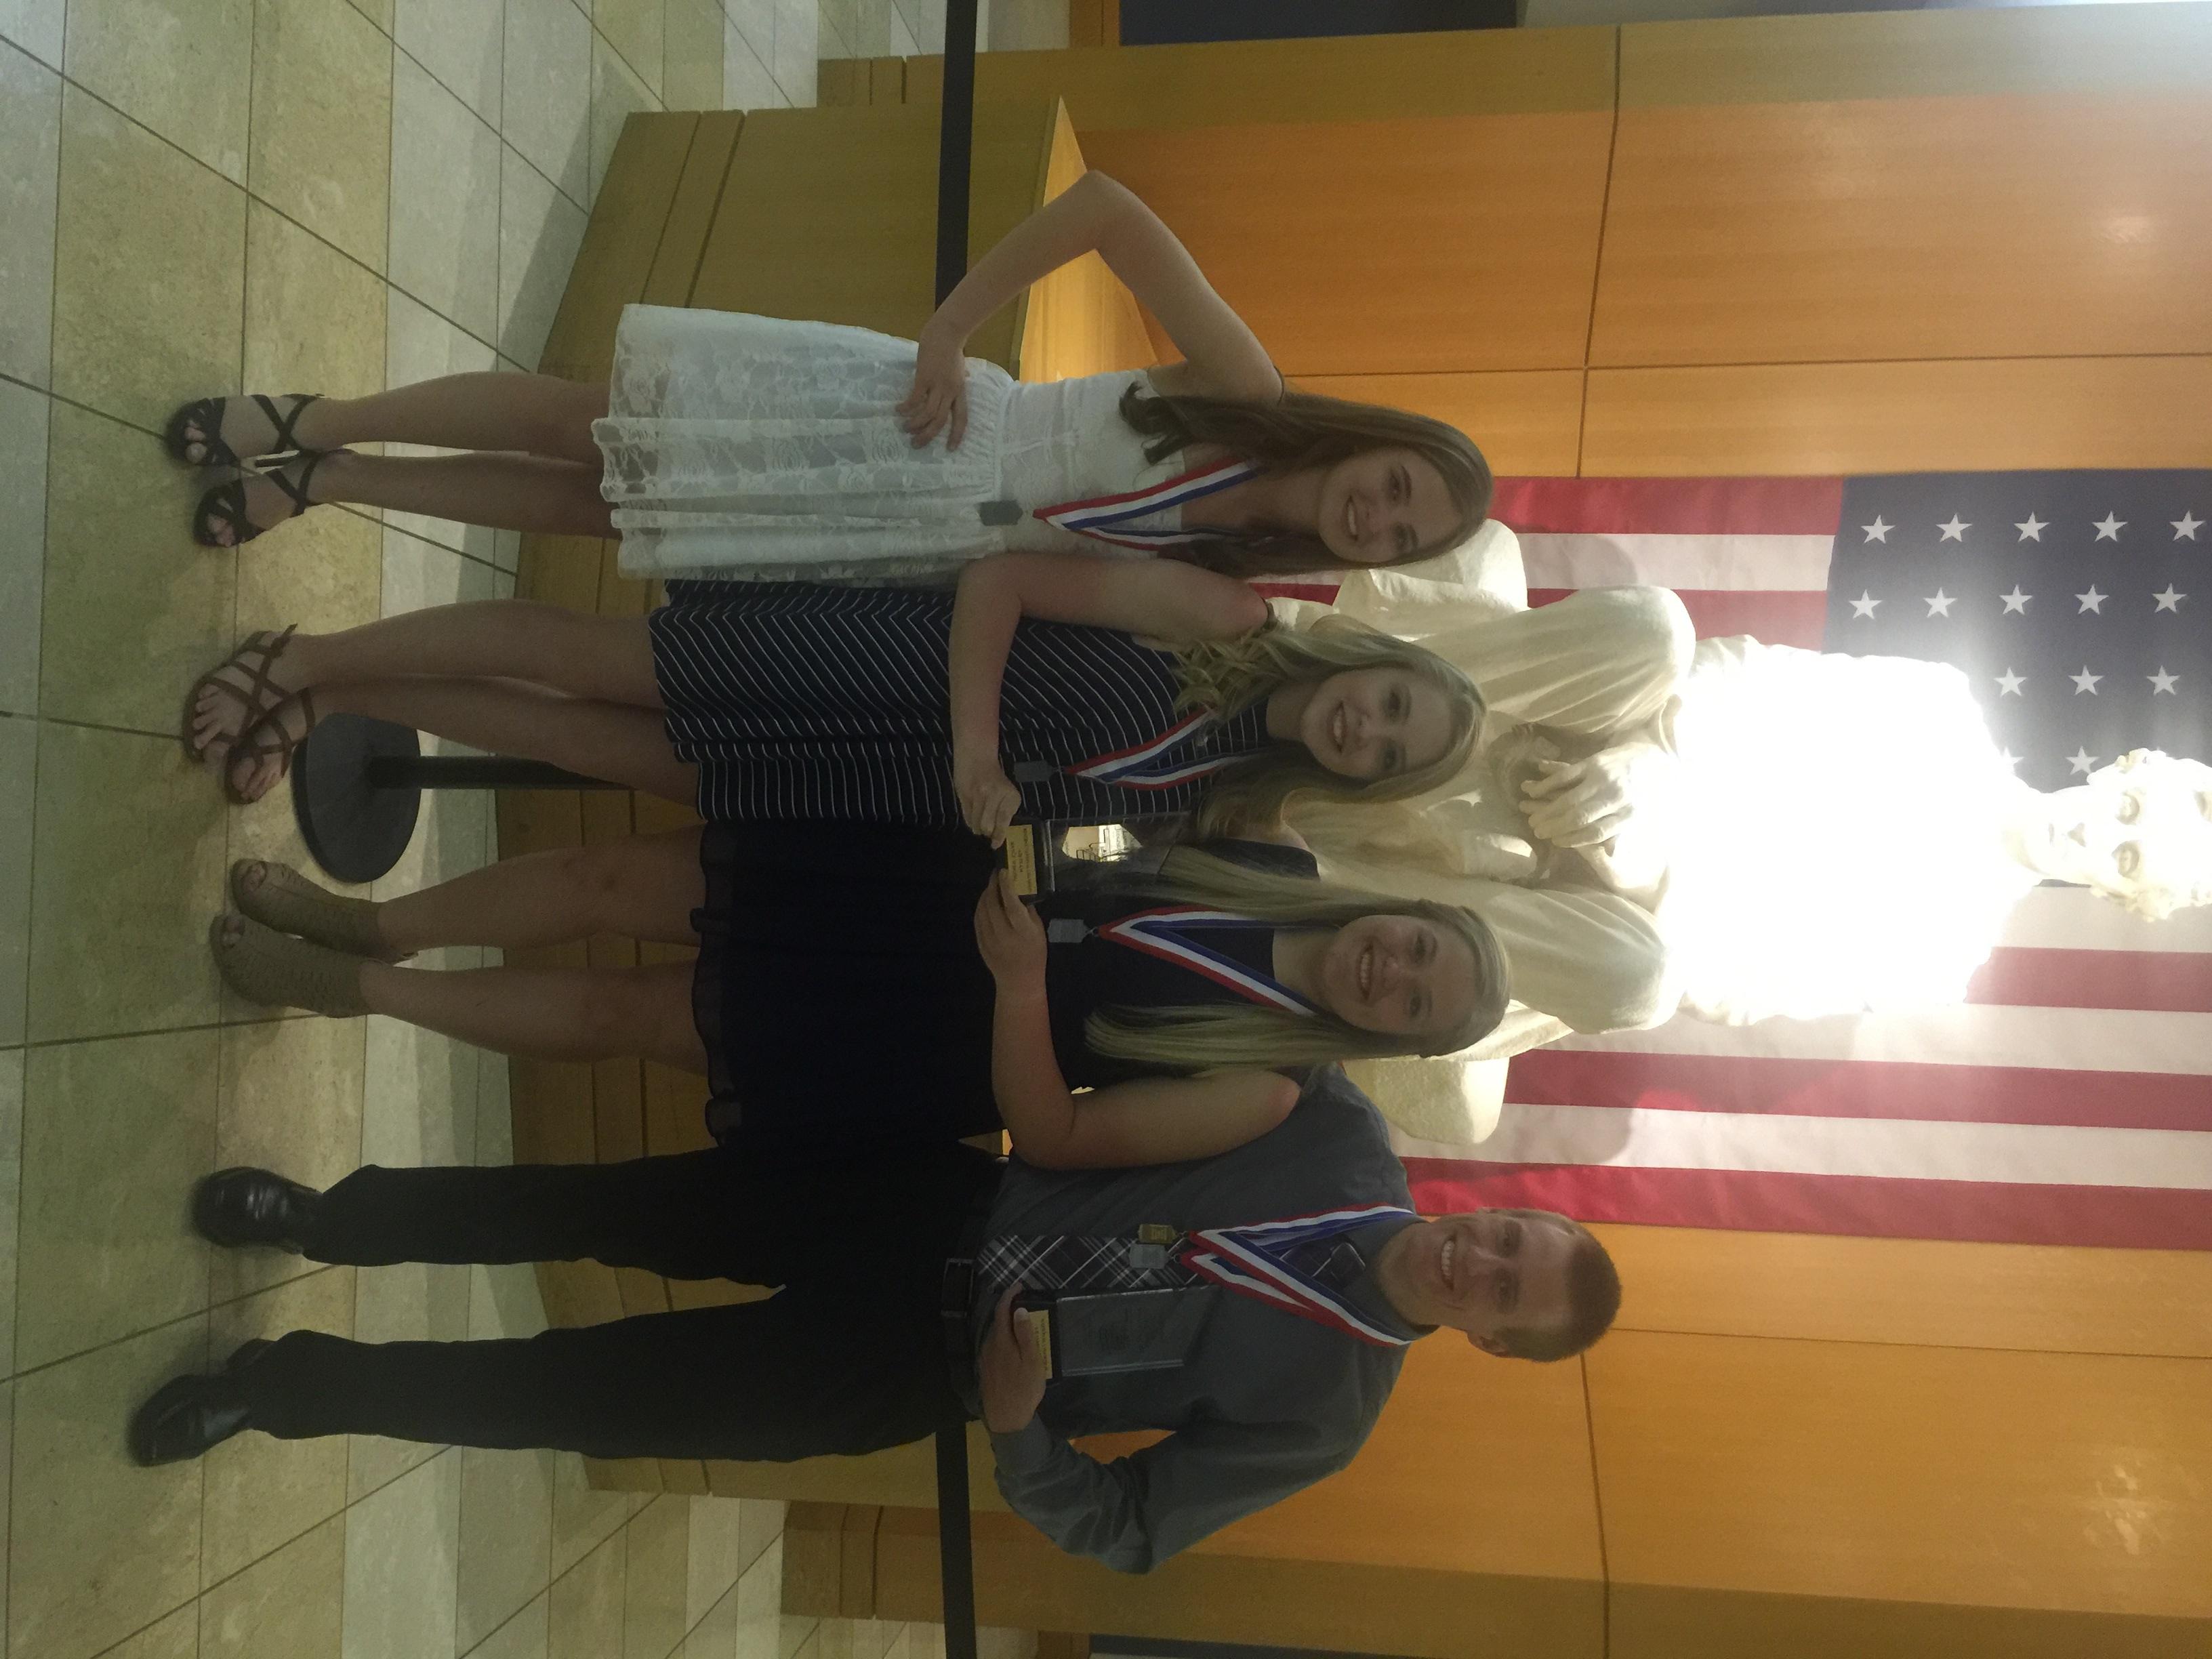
[790,11,2212,1653]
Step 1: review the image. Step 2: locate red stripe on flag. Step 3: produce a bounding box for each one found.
[1966,947,2212,1015]
[1503,1048,2212,1134]
[1402,1160,2212,1249]
[1528,586,1828,646]
[1491,476,1846,537]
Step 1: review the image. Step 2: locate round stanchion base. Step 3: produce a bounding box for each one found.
[292,714,424,884]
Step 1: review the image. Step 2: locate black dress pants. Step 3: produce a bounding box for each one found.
[241,1145,999,1462]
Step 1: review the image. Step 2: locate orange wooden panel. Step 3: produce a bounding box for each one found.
[1594,93,2212,368]
[1582,356,2212,476]
[927,28,1616,127]
[640,108,744,310]
[1590,1332,2212,1618]
[1620,4,2212,110]
[1067,0,1117,51]
[870,1508,1602,1659]
[1015,103,1155,383]
[1599,1223,2212,1359]
[817,57,866,106]
[1081,113,1612,376]
[1190,1334,1599,1578]
[539,111,699,382]
[1301,370,1584,478]
[1612,1582,2212,1659]
[692,101,1061,371]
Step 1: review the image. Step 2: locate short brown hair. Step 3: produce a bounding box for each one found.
[1500,1224,1620,1364]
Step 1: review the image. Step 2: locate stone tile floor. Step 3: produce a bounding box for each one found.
[0,0,1060,1654]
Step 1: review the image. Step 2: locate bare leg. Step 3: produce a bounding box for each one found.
[293,373,608,464]
[374,828,705,955]
[196,605,665,800]
[314,451,615,538]
[361,958,707,1071]
[316,679,697,804]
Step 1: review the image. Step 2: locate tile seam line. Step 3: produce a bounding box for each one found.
[41,62,575,345]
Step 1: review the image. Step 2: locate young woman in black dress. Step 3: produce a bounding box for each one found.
[211,825,1507,1168]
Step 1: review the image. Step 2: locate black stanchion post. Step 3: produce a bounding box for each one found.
[933,7,985,1658]
[935,1427,979,1659]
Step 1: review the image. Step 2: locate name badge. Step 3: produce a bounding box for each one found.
[1040,1289,1208,1378]
[978,499,1025,526]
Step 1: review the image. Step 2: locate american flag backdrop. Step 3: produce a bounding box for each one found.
[1288,473,2212,1250]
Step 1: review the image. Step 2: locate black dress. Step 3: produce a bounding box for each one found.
[691,820,1319,1158]
[649,582,1271,826]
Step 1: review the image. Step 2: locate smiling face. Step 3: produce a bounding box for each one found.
[1314,914,1479,1039]
[1387,1210,1583,1355]
[1310,447,1463,566]
[1296,667,1458,782]
[2021,752,2212,916]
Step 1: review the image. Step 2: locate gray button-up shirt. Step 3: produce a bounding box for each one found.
[973,1067,1424,1574]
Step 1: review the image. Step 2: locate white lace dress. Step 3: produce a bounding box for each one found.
[594,306,1192,583]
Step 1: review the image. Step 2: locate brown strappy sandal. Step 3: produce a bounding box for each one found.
[182,625,299,766]
[221,689,319,806]
[230,859,407,962]
[209,913,371,1017]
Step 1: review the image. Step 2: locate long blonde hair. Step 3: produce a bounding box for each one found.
[1081,848,1509,1071]
[1174,615,1481,839]
[1119,384,1494,578]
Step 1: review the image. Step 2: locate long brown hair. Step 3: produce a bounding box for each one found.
[1120,384,1494,578]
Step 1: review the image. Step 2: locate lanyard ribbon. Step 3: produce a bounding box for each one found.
[1094,906,1320,1016]
[1179,1206,1416,1347]
[1032,457,1261,551]
[1054,709,1231,790]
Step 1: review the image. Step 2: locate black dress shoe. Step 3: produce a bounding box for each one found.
[194,1166,323,1252]
[129,1340,270,1467]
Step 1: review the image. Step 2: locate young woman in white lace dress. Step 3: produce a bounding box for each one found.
[163,171,1491,594]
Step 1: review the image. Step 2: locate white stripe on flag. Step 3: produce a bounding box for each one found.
[1548,1005,2212,1077]
[1425,1101,2212,1191]
[1997,886,2212,954]
[1518,532,1835,593]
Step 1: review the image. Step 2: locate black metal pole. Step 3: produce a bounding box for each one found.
[935,1427,979,1659]
[935,0,982,308]
[934,9,984,1659]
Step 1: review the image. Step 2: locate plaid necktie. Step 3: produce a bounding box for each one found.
[974,1231,1369,1309]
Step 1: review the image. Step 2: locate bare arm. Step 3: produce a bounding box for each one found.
[975,874,1298,1168]
[901,173,1281,448]
[948,554,1269,841]
[931,171,1279,400]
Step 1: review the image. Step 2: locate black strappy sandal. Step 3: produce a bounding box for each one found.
[164,392,322,469]
[192,450,337,549]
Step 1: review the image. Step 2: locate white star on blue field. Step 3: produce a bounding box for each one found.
[1827,472,2208,789]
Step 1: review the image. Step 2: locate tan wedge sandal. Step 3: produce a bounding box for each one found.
[209,914,372,1017]
[229,860,406,962]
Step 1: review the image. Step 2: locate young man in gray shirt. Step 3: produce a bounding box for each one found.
[134,1067,1618,1573]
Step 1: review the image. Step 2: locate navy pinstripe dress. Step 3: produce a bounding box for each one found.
[648,581,1271,827]
[644,582,1307,1155]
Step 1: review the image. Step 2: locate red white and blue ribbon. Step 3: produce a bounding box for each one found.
[1062,710,1232,791]
[1095,906,1321,1015]
[1179,1205,1417,1347]
[1033,457,1261,551]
